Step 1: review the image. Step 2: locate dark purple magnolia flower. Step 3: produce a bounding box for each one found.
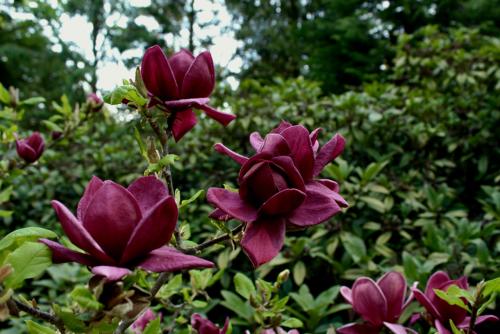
[207,122,347,267]
[191,313,229,334]
[338,272,416,334]
[412,271,498,334]
[15,132,45,163]
[40,176,213,281]
[51,131,63,140]
[141,45,236,141]
[87,93,103,112]
[132,308,158,333]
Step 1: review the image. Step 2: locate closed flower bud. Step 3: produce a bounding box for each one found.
[140,45,235,141]
[15,132,45,163]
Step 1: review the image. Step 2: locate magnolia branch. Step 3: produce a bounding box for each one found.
[113,224,244,334]
[8,297,65,333]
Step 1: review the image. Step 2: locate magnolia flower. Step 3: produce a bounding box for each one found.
[338,272,416,334]
[40,176,213,281]
[87,93,104,112]
[132,309,159,333]
[141,45,236,141]
[191,313,229,334]
[412,271,498,334]
[207,122,347,267]
[15,132,45,163]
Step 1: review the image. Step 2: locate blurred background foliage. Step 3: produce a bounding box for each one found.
[1,0,499,333]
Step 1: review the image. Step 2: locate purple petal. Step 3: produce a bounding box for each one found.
[221,317,229,334]
[83,182,141,261]
[340,286,353,304]
[317,178,340,193]
[168,48,195,87]
[121,196,178,264]
[39,239,97,266]
[164,97,210,110]
[337,323,379,334]
[310,128,321,153]
[127,176,169,214]
[434,319,452,334]
[27,132,45,152]
[412,287,442,320]
[91,266,131,282]
[472,315,499,325]
[141,45,179,100]
[191,313,223,334]
[214,143,248,165]
[181,51,215,98]
[239,161,281,204]
[259,189,306,216]
[313,133,345,176]
[51,200,114,264]
[196,103,236,126]
[250,132,264,151]
[138,246,213,272]
[260,133,290,156]
[287,181,342,228]
[207,188,258,223]
[271,121,292,134]
[383,322,413,334]
[171,109,197,142]
[15,140,37,163]
[377,271,407,321]
[77,176,104,221]
[425,271,451,298]
[133,309,158,333]
[280,125,315,180]
[241,217,286,267]
[270,156,306,192]
[352,277,388,326]
[208,208,233,221]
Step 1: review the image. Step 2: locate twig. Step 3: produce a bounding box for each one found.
[10,297,66,333]
[183,224,244,255]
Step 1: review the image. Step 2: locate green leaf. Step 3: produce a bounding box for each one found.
[179,189,205,209]
[143,316,161,334]
[220,290,253,320]
[26,320,56,334]
[483,277,500,296]
[0,186,13,204]
[293,261,306,285]
[402,251,420,281]
[158,274,183,299]
[449,319,464,334]
[0,227,57,264]
[20,97,45,106]
[360,196,386,213]
[104,84,147,106]
[281,317,303,328]
[234,272,256,299]
[434,288,470,312]
[340,232,366,263]
[42,120,63,132]
[134,126,147,159]
[70,286,103,310]
[0,82,10,104]
[4,242,53,289]
[52,304,87,332]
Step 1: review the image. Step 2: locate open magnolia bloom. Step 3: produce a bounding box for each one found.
[141,45,236,141]
[15,132,45,163]
[412,271,498,334]
[40,176,213,281]
[191,314,229,334]
[338,272,416,334]
[207,122,347,267]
